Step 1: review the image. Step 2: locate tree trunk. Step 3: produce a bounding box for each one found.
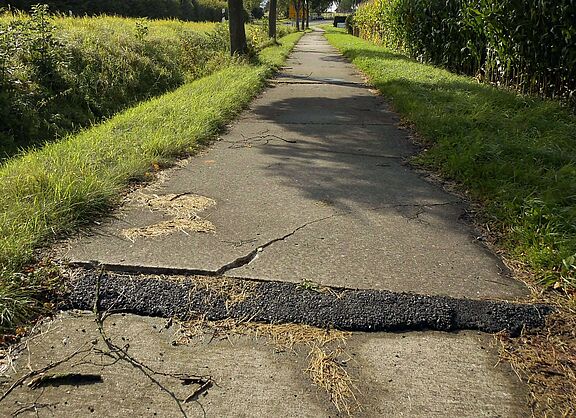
[295,0,300,31]
[268,0,277,39]
[228,0,247,55]
[305,1,309,29]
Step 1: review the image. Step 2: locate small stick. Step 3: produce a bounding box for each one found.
[0,342,93,402]
[184,379,213,403]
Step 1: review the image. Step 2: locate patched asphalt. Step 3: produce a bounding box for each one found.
[67,269,550,336]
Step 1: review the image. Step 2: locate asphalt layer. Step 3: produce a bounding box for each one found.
[67,269,551,336]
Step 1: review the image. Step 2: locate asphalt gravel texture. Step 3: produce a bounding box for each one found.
[67,269,551,336]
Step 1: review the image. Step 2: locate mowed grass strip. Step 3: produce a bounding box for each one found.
[0,32,303,329]
[323,27,576,291]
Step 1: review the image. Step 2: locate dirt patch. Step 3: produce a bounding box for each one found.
[496,304,576,417]
[123,193,216,240]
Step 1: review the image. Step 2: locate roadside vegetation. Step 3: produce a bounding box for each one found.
[3,0,227,22]
[0,28,303,336]
[350,0,575,107]
[0,6,292,159]
[323,26,575,416]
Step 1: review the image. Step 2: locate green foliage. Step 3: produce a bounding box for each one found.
[0,10,279,159]
[324,27,576,290]
[3,0,227,22]
[0,30,303,330]
[351,0,576,105]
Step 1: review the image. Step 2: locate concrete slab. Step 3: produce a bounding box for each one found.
[63,30,528,300]
[280,32,361,83]
[0,313,332,417]
[346,331,530,417]
[243,84,398,125]
[0,313,529,417]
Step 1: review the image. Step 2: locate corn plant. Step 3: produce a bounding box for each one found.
[351,0,576,106]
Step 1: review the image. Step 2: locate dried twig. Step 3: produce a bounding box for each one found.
[0,341,94,402]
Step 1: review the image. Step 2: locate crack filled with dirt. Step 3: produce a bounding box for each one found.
[66,270,552,337]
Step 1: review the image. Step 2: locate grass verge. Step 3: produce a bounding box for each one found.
[0,31,304,334]
[322,26,576,417]
[0,9,295,158]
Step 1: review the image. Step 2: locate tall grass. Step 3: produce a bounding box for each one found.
[351,0,576,106]
[0,31,303,332]
[2,0,227,22]
[0,7,286,159]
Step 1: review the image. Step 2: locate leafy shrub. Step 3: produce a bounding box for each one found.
[2,0,227,22]
[351,0,576,105]
[0,8,278,157]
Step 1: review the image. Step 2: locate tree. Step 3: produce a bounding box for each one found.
[335,0,355,13]
[309,0,332,16]
[291,0,302,31]
[268,0,277,39]
[228,0,247,55]
[251,6,264,18]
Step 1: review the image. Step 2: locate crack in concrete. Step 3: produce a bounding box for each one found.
[303,149,403,159]
[213,203,459,273]
[215,214,337,275]
[71,203,461,277]
[271,79,366,88]
[222,133,297,149]
[402,206,427,224]
[365,201,461,212]
[241,120,397,126]
[71,215,338,277]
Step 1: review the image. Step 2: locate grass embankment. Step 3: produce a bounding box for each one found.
[0,31,303,333]
[323,26,576,417]
[0,8,291,158]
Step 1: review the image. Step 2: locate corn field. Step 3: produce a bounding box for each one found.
[352,0,576,105]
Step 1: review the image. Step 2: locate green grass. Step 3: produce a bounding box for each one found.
[0,31,304,332]
[0,10,289,158]
[323,27,576,290]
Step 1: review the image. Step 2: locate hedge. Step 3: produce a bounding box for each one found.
[352,0,576,105]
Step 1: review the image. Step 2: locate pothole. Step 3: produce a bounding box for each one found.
[123,193,216,240]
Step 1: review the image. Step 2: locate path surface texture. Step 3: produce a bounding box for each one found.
[1,30,538,417]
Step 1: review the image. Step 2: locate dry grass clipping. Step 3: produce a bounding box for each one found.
[175,319,360,415]
[496,304,576,417]
[122,193,216,239]
[188,276,257,311]
[308,345,359,415]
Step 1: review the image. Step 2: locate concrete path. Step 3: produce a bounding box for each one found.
[66,30,526,301]
[0,30,533,417]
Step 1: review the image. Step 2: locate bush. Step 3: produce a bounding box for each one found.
[352,0,576,105]
[2,0,226,22]
[0,8,277,157]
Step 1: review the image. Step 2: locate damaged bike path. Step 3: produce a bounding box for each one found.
[66,30,526,301]
[0,30,537,417]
